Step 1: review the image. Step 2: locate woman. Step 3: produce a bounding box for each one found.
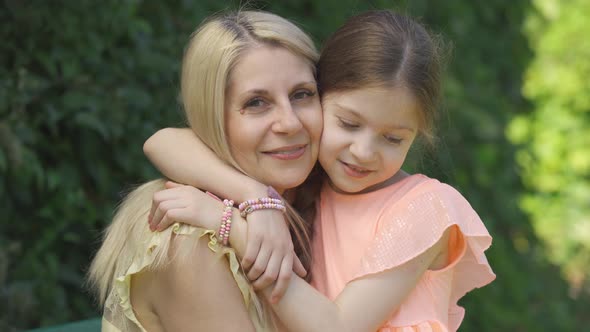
[88,10,322,331]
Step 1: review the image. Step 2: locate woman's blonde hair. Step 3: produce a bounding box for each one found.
[88,10,318,324]
[181,10,319,278]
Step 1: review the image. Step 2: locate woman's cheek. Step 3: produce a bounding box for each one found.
[301,104,324,142]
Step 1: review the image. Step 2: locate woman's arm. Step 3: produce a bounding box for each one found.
[152,182,450,331]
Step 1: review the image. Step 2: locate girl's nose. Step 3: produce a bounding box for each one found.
[350,134,377,163]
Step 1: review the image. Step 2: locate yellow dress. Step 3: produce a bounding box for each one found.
[101,223,270,332]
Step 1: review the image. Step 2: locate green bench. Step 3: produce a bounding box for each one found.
[26,318,101,332]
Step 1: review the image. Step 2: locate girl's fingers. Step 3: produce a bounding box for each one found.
[247,245,272,281]
[270,255,293,303]
[293,255,307,278]
[148,187,187,227]
[150,199,186,231]
[149,189,172,224]
[252,252,282,291]
[165,181,184,189]
[155,207,194,231]
[242,236,262,271]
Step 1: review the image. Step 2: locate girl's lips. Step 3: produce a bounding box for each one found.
[340,160,372,178]
[263,144,307,160]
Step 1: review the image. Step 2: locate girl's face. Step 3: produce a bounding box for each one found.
[318,86,419,194]
[225,45,322,193]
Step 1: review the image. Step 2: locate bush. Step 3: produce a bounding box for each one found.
[509,0,590,293]
[2,1,589,330]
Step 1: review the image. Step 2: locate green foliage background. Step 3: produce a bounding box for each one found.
[508,0,590,295]
[1,0,588,331]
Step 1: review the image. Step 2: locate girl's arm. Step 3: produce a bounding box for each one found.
[267,236,447,331]
[151,182,450,331]
[144,127,268,201]
[144,129,305,284]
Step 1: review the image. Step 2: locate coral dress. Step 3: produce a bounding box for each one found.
[311,174,495,332]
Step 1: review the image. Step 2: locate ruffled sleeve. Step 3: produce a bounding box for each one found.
[352,181,495,331]
[104,223,264,332]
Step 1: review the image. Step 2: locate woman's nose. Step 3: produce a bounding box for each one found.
[271,102,303,135]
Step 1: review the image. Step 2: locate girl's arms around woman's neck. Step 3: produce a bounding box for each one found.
[144,128,306,299]
[144,127,451,331]
[153,182,450,332]
[144,127,268,200]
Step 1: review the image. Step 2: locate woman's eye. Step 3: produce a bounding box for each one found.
[291,89,316,101]
[384,135,403,145]
[338,118,359,129]
[242,98,269,112]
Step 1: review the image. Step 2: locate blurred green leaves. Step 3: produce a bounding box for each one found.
[0,1,219,330]
[2,1,590,331]
[509,0,590,293]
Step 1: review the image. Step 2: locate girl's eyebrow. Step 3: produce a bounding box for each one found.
[333,103,361,119]
[334,103,415,132]
[384,123,415,132]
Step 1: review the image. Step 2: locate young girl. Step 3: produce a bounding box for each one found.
[146,10,495,331]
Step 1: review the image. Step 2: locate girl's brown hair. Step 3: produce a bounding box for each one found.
[295,10,445,225]
[318,10,444,145]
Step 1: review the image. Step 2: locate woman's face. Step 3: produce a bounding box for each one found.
[225,45,322,193]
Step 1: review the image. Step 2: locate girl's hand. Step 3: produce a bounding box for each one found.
[148,181,307,303]
[244,209,307,303]
[148,181,217,231]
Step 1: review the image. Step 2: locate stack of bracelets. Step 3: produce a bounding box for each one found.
[217,199,234,246]
[238,197,286,217]
[217,195,286,246]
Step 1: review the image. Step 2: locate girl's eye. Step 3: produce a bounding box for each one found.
[338,118,360,129]
[291,89,316,101]
[384,135,403,145]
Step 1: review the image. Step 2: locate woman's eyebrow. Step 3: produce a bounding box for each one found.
[292,81,318,88]
[238,81,317,98]
[245,89,269,95]
[237,89,271,99]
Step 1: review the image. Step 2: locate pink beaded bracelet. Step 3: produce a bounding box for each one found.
[238,197,285,218]
[217,199,234,246]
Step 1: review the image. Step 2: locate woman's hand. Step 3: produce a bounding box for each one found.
[243,209,307,303]
[148,181,218,231]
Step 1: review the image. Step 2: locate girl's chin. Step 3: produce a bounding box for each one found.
[326,178,366,195]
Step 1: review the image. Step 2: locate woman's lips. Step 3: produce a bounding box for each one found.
[263,144,307,160]
[340,160,372,178]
